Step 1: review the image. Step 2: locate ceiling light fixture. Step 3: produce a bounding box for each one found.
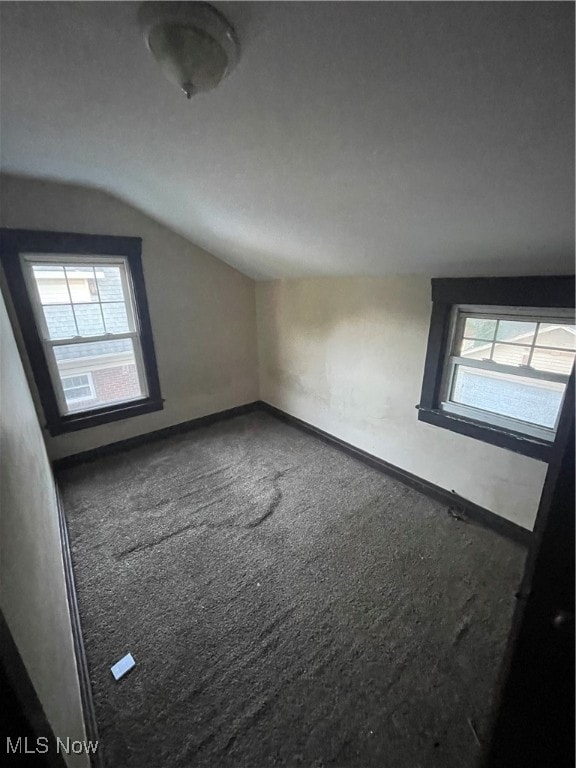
[138,2,239,99]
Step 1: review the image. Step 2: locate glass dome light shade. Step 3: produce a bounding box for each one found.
[139,2,239,98]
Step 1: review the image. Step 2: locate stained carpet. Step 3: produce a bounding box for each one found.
[58,411,526,768]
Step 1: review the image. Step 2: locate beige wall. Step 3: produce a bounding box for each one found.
[0,175,549,528]
[256,277,548,530]
[0,291,88,767]
[0,174,259,460]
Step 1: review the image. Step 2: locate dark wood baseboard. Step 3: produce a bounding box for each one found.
[259,401,532,548]
[53,397,531,547]
[53,401,260,471]
[55,487,103,768]
[0,611,66,768]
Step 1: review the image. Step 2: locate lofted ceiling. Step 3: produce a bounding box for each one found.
[0,1,573,280]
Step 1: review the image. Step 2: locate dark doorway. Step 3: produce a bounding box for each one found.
[483,371,575,768]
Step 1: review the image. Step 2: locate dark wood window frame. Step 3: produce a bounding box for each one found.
[0,228,163,435]
[418,276,575,463]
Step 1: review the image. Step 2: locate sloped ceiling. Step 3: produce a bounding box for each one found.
[0,1,573,279]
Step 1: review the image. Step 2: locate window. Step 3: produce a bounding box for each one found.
[61,373,96,407]
[441,307,574,440]
[23,256,148,416]
[418,277,575,461]
[1,229,163,434]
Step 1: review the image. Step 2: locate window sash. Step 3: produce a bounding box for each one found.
[440,400,561,442]
[445,355,569,384]
[23,254,138,339]
[43,331,138,346]
[441,368,565,440]
[439,306,575,441]
[21,254,149,417]
[43,337,149,416]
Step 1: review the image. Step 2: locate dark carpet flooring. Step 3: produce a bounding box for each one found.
[58,411,526,768]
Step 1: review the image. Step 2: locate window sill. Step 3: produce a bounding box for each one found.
[417,405,552,462]
[46,397,164,436]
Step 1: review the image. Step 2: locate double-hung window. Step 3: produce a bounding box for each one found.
[440,307,574,441]
[1,229,163,434]
[23,254,149,415]
[418,277,575,461]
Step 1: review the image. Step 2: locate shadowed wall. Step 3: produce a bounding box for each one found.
[0,290,88,767]
[256,277,548,529]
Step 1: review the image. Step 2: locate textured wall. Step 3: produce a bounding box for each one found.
[0,291,88,767]
[0,174,259,459]
[256,277,549,530]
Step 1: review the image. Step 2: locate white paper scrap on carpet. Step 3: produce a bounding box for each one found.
[111,653,136,681]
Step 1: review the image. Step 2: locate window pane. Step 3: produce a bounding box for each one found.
[450,365,564,429]
[32,265,70,304]
[96,266,125,302]
[102,302,130,333]
[492,344,531,366]
[65,266,99,303]
[460,338,492,356]
[462,317,497,340]
[496,320,536,344]
[42,304,77,340]
[74,303,105,336]
[531,348,575,376]
[535,323,576,350]
[53,339,144,414]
